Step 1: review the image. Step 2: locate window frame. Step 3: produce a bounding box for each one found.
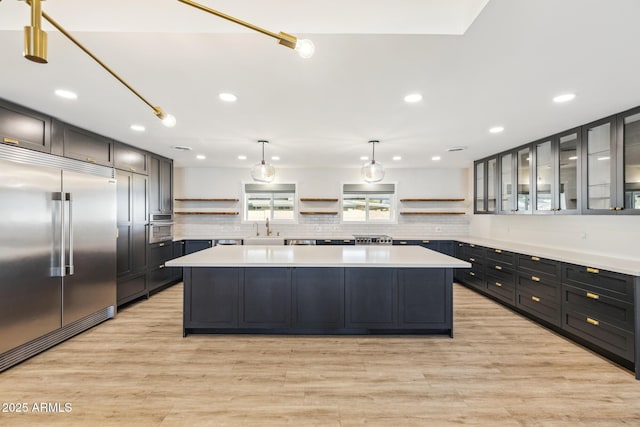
[341,183,397,224]
[242,182,298,223]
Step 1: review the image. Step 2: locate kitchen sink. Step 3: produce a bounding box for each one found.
[243,236,285,245]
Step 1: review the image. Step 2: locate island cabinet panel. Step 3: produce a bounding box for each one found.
[184,240,214,255]
[398,269,452,329]
[345,268,397,328]
[185,267,239,328]
[240,268,292,328]
[292,268,345,329]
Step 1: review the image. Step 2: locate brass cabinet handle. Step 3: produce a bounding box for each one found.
[86,157,96,163]
[495,265,502,270]
[130,167,137,172]
[495,282,503,287]
[586,267,599,274]
[159,264,165,269]
[609,207,616,211]
[531,296,541,302]
[324,240,331,243]
[469,244,475,247]
[469,257,475,262]
[343,240,351,243]
[159,243,165,247]
[586,292,600,300]
[531,256,540,261]
[616,207,623,211]
[531,276,541,282]
[469,272,476,276]
[494,249,502,253]
[422,240,430,243]
[400,241,407,245]
[3,137,19,145]
[586,317,599,326]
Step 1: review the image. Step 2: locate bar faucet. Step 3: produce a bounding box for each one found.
[265,217,272,236]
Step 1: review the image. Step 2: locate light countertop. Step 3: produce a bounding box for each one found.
[166,245,471,269]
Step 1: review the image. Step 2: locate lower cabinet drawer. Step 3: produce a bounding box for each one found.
[486,272,516,305]
[517,288,561,327]
[563,264,634,304]
[464,266,485,291]
[518,273,560,300]
[117,274,147,304]
[562,310,634,361]
[148,266,172,291]
[562,284,634,332]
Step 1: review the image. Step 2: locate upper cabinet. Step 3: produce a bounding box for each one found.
[114,142,148,175]
[532,129,581,215]
[474,156,497,214]
[51,120,114,166]
[0,99,51,153]
[149,155,173,215]
[475,104,640,215]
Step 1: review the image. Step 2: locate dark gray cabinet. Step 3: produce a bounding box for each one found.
[240,268,292,328]
[184,240,214,254]
[497,145,534,214]
[0,98,51,153]
[185,267,239,329]
[345,268,397,328]
[170,240,184,282]
[116,170,148,305]
[398,268,451,329]
[617,106,640,213]
[485,248,516,305]
[316,239,355,245]
[149,155,173,215]
[474,156,498,214]
[51,120,113,166]
[147,241,175,292]
[516,254,562,327]
[293,268,345,329]
[114,142,148,175]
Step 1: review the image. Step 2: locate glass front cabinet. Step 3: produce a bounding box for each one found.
[532,128,582,214]
[498,145,532,214]
[582,108,640,214]
[473,156,498,214]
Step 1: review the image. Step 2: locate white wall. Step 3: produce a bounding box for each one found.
[174,166,471,239]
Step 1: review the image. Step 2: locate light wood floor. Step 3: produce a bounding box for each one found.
[2,283,640,426]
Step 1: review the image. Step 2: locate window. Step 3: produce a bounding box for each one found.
[244,183,296,222]
[342,183,395,222]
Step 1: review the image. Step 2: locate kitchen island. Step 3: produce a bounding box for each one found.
[166,245,470,337]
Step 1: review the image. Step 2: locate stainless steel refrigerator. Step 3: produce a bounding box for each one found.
[0,144,116,371]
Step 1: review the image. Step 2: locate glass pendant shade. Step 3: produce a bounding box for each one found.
[361,140,384,182]
[361,160,385,182]
[251,140,275,182]
[251,160,276,183]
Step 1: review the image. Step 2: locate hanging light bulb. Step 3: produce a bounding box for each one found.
[361,140,384,182]
[251,140,275,183]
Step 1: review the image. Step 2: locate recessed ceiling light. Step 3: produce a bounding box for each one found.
[130,124,145,132]
[447,147,467,152]
[392,156,402,161]
[196,154,206,160]
[271,156,280,161]
[219,92,238,102]
[172,145,192,151]
[55,89,77,99]
[432,156,441,161]
[489,126,504,134]
[404,93,423,103]
[238,155,247,160]
[360,156,369,161]
[553,93,576,103]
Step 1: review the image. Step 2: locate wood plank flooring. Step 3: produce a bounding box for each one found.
[2,283,640,426]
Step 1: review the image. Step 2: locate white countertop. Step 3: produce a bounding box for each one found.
[166,245,471,269]
[455,237,640,276]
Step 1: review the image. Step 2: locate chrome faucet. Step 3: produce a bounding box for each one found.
[255,222,260,236]
[265,217,272,236]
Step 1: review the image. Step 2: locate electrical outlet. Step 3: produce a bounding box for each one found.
[435,226,442,233]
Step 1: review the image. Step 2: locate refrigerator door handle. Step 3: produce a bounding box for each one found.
[51,191,65,277]
[65,192,75,276]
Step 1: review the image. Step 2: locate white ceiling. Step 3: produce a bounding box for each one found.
[1,0,640,170]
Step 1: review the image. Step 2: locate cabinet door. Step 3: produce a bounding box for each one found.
[533,138,554,214]
[149,156,173,214]
[499,152,515,213]
[583,116,617,213]
[398,268,451,329]
[619,107,640,213]
[293,268,344,329]
[345,268,396,328]
[186,268,239,328]
[114,143,148,175]
[516,145,532,214]
[487,157,498,213]
[240,268,292,328]
[184,240,213,254]
[474,161,485,213]
[0,100,51,152]
[557,130,581,214]
[54,121,114,166]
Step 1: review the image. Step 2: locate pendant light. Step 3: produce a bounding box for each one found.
[361,140,385,182]
[251,140,276,183]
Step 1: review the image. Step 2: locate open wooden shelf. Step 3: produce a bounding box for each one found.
[299,198,339,202]
[400,211,465,215]
[175,198,239,202]
[175,211,239,215]
[400,198,465,202]
[299,211,338,215]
